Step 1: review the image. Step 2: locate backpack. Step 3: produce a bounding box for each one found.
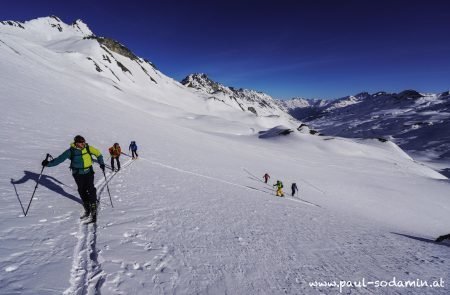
[69,144,93,171]
[109,145,121,156]
[280,182,283,188]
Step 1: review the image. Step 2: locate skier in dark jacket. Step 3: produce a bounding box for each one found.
[291,183,298,196]
[435,233,450,242]
[263,173,270,184]
[42,135,105,222]
[129,141,138,159]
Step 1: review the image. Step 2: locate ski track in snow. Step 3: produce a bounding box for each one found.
[242,167,322,207]
[94,159,450,294]
[142,158,321,208]
[64,159,134,295]
[0,39,21,55]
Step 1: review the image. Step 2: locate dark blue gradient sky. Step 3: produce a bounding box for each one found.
[2,0,450,99]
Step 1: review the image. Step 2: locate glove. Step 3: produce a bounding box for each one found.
[100,164,105,171]
[42,159,49,167]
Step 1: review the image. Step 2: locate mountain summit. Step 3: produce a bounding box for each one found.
[1,16,93,39]
[182,73,292,118]
[181,73,223,94]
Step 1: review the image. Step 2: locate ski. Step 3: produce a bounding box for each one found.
[82,218,96,224]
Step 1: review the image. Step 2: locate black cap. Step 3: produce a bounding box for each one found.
[74,135,85,143]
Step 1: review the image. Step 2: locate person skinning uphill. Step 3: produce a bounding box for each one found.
[41,135,105,223]
[263,173,270,184]
[291,182,298,196]
[273,180,284,197]
[129,141,138,159]
[109,142,121,171]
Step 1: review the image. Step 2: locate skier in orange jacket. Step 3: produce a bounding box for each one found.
[109,143,121,171]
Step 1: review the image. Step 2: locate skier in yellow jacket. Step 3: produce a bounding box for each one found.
[273,180,284,197]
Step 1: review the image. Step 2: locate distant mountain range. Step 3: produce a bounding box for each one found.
[184,72,450,165]
[277,90,450,163]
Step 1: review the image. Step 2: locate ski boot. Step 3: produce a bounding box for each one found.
[80,204,90,219]
[89,203,97,223]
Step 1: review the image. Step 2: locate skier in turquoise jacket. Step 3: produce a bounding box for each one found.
[42,135,105,222]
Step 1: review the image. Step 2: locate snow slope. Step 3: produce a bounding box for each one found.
[1,17,450,294]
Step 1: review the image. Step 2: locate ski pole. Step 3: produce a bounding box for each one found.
[25,153,52,216]
[102,169,114,208]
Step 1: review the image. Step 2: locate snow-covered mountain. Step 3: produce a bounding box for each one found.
[182,73,292,118]
[0,16,297,131]
[279,90,450,170]
[1,16,450,294]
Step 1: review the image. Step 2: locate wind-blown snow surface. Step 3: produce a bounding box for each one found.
[1,17,450,294]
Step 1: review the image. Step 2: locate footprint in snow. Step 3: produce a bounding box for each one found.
[5,265,19,272]
[10,252,25,257]
[123,231,138,238]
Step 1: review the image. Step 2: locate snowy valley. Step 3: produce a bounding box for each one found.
[0,16,449,294]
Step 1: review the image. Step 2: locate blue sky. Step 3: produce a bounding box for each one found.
[2,0,450,99]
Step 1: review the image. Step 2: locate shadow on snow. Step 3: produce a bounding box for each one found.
[11,170,82,210]
[391,232,450,248]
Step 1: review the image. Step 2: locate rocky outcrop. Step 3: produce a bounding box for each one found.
[0,20,25,29]
[181,73,291,118]
[85,36,139,61]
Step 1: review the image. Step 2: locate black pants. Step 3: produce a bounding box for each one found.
[131,150,138,158]
[73,171,97,209]
[111,157,121,170]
